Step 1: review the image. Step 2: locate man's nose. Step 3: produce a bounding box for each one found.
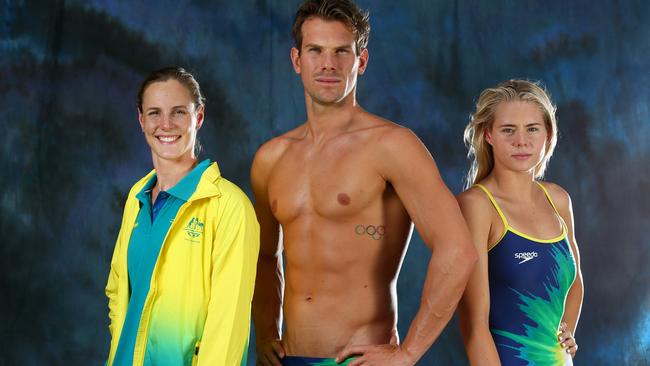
[321,52,337,71]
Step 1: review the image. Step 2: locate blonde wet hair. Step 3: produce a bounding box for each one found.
[463,79,558,189]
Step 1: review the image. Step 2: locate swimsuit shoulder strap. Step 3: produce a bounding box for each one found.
[474,183,509,229]
[535,181,560,214]
[535,181,568,234]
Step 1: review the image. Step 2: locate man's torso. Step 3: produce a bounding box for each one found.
[266,116,413,356]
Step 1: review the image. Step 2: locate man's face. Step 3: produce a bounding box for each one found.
[291,17,368,106]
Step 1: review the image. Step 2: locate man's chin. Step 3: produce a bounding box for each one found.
[310,94,348,106]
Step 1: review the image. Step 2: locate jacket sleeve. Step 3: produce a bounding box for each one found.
[197,193,261,365]
[105,197,133,366]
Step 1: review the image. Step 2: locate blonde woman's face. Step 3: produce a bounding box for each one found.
[485,101,548,174]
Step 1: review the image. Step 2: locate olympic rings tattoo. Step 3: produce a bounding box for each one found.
[355,225,366,235]
[355,224,385,240]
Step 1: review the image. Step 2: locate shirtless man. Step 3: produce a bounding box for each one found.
[251,1,477,365]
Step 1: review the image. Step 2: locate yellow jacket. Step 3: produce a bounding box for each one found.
[105,163,260,365]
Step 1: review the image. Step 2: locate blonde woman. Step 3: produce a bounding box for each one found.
[457,80,583,366]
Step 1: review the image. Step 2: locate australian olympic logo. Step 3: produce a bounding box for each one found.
[355,224,385,240]
[185,217,204,242]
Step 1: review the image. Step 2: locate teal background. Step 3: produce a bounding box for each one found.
[1,1,649,364]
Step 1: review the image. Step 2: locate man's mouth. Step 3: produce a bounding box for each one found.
[315,77,342,84]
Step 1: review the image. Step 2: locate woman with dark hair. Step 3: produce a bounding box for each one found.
[105,67,259,366]
[457,79,583,365]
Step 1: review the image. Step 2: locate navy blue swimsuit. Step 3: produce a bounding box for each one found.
[476,183,576,366]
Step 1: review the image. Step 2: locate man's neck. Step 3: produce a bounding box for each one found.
[304,93,361,141]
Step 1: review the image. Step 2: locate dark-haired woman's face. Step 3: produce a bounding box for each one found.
[138,79,204,163]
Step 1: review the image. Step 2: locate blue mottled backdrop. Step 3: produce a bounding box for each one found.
[1,0,648,365]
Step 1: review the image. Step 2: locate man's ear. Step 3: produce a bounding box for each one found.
[357,48,369,75]
[291,47,301,74]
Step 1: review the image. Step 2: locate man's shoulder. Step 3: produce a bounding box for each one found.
[251,125,306,183]
[255,126,304,161]
[365,120,426,158]
[354,111,419,146]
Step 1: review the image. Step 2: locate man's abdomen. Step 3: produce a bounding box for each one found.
[282,281,396,357]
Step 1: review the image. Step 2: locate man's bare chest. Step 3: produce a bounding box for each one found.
[267,148,385,223]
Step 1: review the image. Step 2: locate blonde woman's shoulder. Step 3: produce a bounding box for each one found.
[457,185,494,216]
[538,181,572,211]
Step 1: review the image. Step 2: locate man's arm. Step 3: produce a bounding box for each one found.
[251,143,286,366]
[339,127,477,365]
[457,190,501,366]
[196,192,260,365]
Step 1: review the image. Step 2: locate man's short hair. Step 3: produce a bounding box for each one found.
[292,0,370,54]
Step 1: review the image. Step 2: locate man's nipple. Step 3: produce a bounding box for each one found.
[337,193,351,206]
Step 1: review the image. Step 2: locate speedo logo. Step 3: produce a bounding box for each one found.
[514,251,538,264]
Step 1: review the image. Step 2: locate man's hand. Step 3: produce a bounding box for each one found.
[336,344,416,366]
[256,339,285,366]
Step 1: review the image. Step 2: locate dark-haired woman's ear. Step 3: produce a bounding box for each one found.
[195,105,205,130]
